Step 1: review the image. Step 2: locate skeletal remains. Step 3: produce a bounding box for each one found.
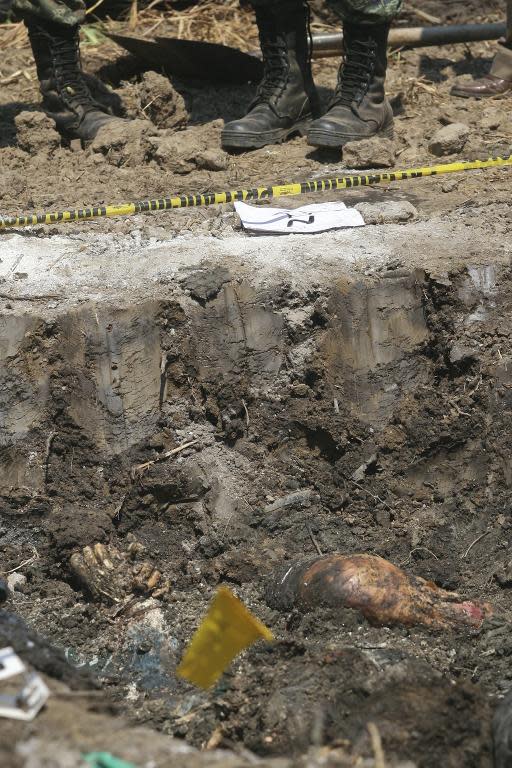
[266,553,492,630]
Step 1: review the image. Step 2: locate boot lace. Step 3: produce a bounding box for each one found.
[333,38,376,107]
[254,36,289,105]
[51,35,96,112]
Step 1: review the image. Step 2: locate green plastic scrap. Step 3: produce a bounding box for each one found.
[83,752,138,768]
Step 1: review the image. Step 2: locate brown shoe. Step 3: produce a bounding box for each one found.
[451,43,512,99]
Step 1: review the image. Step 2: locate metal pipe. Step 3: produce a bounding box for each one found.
[311,22,507,57]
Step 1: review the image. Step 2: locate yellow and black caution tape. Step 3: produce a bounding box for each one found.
[1,154,511,231]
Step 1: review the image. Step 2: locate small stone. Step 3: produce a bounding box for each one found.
[354,200,418,225]
[343,136,396,169]
[290,383,310,398]
[495,560,512,587]
[195,150,229,172]
[441,179,460,193]
[449,344,477,365]
[352,454,378,482]
[480,108,503,132]
[428,123,469,157]
[7,572,27,593]
[264,489,316,514]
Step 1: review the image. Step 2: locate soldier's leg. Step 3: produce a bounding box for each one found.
[221,0,320,149]
[326,0,401,26]
[308,0,402,148]
[13,0,125,142]
[12,0,85,27]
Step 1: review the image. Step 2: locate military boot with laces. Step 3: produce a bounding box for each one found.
[307,22,393,148]
[26,20,124,143]
[221,0,320,149]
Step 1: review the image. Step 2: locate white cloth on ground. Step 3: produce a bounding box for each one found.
[234,200,365,235]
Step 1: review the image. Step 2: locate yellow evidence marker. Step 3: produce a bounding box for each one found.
[177,587,274,689]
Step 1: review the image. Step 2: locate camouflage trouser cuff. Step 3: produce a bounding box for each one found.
[12,0,86,27]
[245,0,402,24]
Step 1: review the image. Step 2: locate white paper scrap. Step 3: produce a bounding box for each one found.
[235,200,365,235]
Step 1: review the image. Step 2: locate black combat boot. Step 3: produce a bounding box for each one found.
[307,22,393,148]
[221,0,320,149]
[27,20,123,143]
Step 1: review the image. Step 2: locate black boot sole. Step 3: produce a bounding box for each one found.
[307,120,394,149]
[221,118,312,150]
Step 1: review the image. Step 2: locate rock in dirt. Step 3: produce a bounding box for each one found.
[289,382,310,397]
[441,178,460,193]
[7,572,26,594]
[264,489,317,514]
[139,71,188,130]
[480,107,504,132]
[448,343,477,366]
[0,578,8,603]
[494,560,512,587]
[266,553,492,630]
[343,136,396,169]
[90,119,154,167]
[15,111,61,154]
[355,200,418,225]
[195,149,229,172]
[351,453,378,482]
[428,123,469,157]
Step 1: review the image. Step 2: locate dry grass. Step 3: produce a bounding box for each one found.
[128,0,260,49]
[0,0,504,57]
[0,0,265,57]
[0,20,27,50]
[101,0,334,51]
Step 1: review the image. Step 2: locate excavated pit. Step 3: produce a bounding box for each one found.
[1,214,512,767]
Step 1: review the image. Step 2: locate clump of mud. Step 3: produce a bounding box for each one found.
[138,71,188,130]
